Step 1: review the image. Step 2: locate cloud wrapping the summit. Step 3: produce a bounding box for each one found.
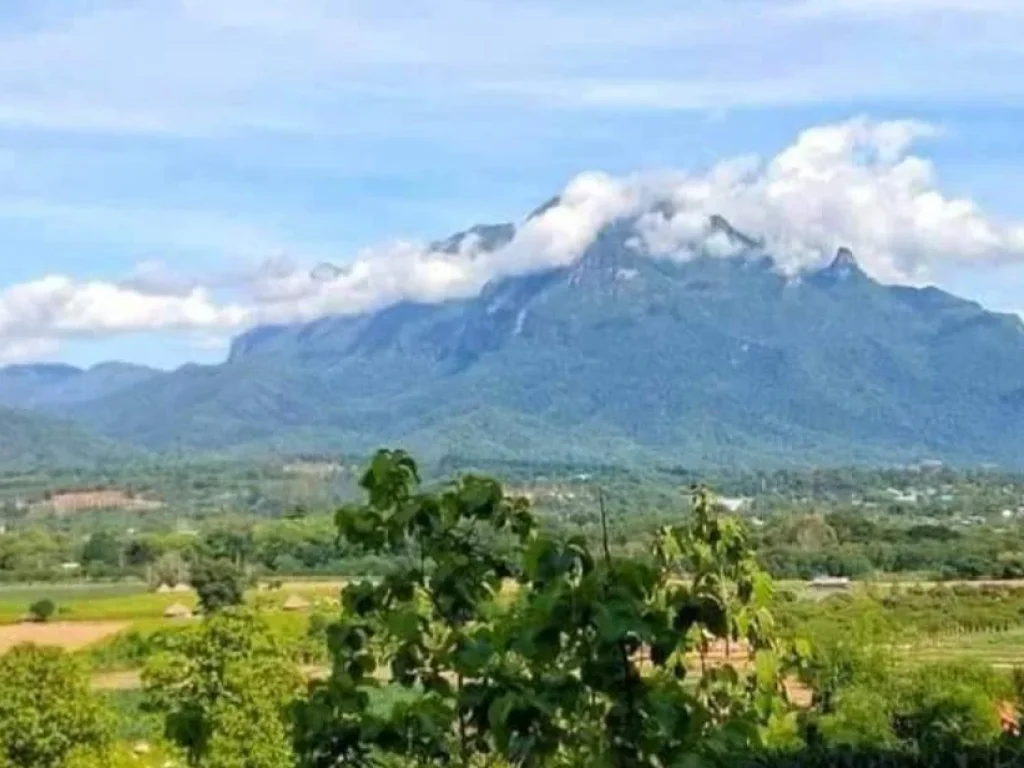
[2,117,1024,362]
[256,117,1024,315]
[635,118,1024,282]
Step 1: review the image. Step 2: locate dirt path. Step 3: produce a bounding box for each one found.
[0,620,129,653]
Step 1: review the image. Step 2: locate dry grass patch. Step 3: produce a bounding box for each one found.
[0,620,130,653]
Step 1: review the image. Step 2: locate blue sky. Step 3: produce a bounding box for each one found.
[1,0,1023,368]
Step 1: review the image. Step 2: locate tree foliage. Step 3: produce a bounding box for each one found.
[142,608,302,767]
[294,449,795,767]
[0,644,113,768]
[190,558,244,614]
[151,550,190,588]
[28,597,56,623]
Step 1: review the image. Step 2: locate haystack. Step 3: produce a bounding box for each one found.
[163,602,193,619]
[155,583,172,594]
[282,594,311,612]
[171,583,192,593]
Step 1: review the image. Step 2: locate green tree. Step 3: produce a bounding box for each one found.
[190,558,244,614]
[295,449,536,766]
[81,531,122,569]
[893,663,1003,752]
[201,522,254,569]
[28,598,55,623]
[125,537,158,567]
[295,450,795,768]
[816,685,896,749]
[143,608,302,768]
[0,645,112,768]
[150,550,190,588]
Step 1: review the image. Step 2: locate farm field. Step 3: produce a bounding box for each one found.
[0,620,129,653]
[6,576,1024,697]
[0,579,347,624]
[906,627,1024,669]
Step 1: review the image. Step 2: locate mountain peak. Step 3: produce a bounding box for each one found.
[831,246,857,269]
[568,220,646,285]
[526,196,561,221]
[707,215,760,250]
[818,247,867,282]
[44,209,1024,467]
[431,223,516,255]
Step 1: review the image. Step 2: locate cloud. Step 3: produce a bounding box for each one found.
[0,0,1022,138]
[4,117,1024,363]
[0,275,250,361]
[0,337,62,366]
[121,261,202,297]
[638,118,1024,282]
[225,117,1024,318]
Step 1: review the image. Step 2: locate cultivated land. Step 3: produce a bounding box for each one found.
[0,580,344,625]
[5,577,1024,694]
[907,628,1024,669]
[0,620,129,653]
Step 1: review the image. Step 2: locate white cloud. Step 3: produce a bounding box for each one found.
[0,337,61,366]
[232,117,1024,321]
[4,117,1024,362]
[639,118,1024,282]
[121,261,201,297]
[0,276,250,360]
[0,0,1022,137]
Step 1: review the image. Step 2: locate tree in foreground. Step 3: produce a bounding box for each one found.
[143,608,302,768]
[0,644,113,768]
[295,448,795,767]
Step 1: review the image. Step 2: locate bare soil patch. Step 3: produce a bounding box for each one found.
[0,620,130,653]
[35,489,162,514]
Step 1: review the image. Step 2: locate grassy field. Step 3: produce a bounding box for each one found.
[0,590,195,624]
[1,577,963,625]
[6,577,1024,680]
[905,627,1024,669]
[0,579,346,624]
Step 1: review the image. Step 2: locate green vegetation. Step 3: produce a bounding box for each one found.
[6,228,1024,468]
[0,589,191,624]
[189,558,245,614]
[6,452,1024,766]
[0,645,112,767]
[0,406,130,472]
[7,458,1024,589]
[99,690,162,744]
[143,609,302,767]
[28,597,55,622]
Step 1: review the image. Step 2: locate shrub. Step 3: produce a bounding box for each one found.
[28,598,56,623]
[0,645,112,768]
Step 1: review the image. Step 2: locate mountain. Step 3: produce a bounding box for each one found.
[0,362,160,409]
[50,211,1024,468]
[0,405,133,470]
